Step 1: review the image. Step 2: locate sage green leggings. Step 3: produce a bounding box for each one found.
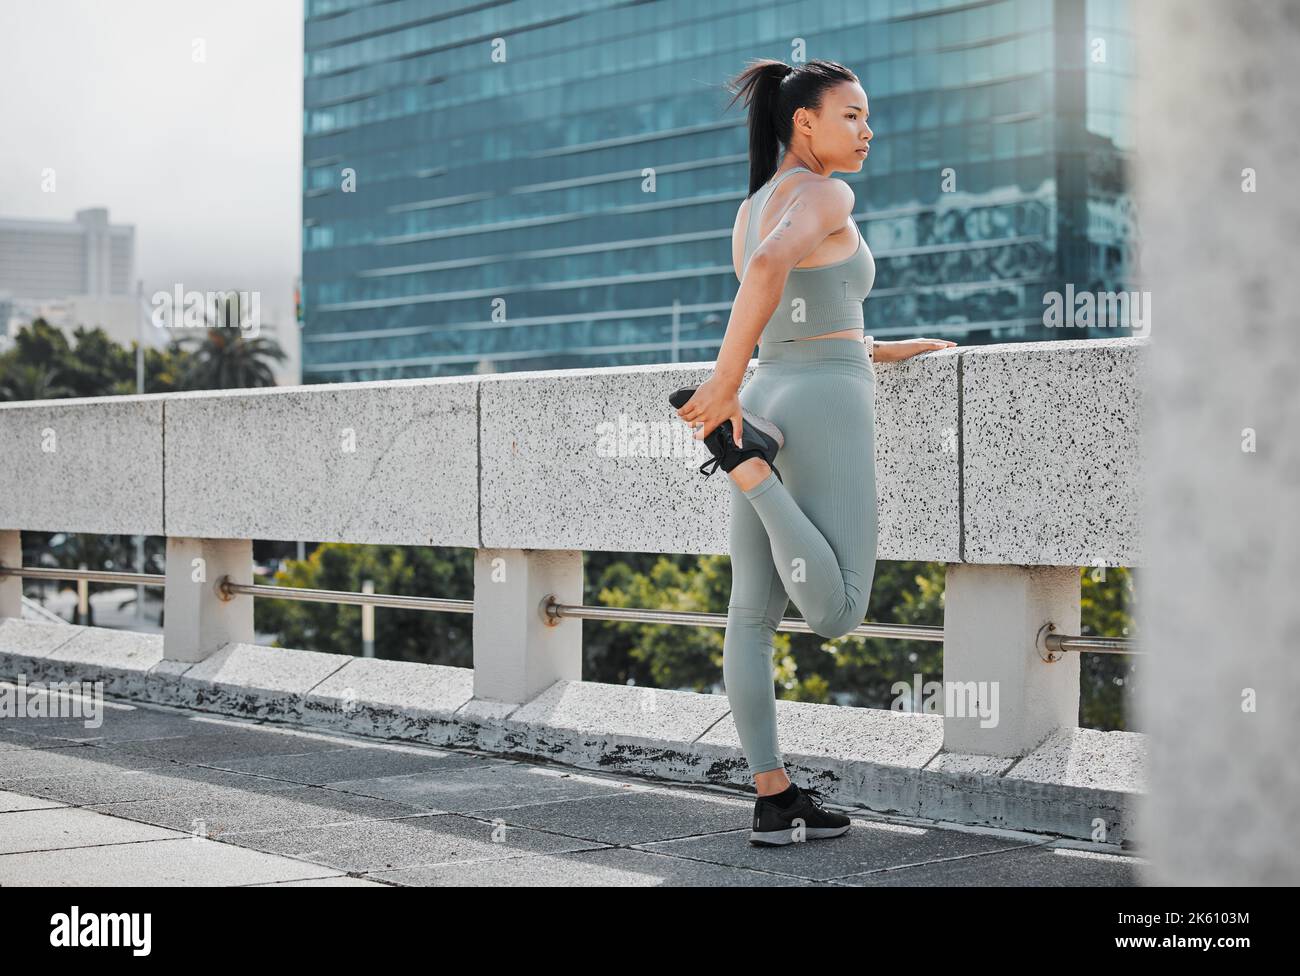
[724,337,878,776]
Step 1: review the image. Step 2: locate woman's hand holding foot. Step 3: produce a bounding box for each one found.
[674,375,744,448]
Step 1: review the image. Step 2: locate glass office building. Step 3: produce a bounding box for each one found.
[302,0,1135,383]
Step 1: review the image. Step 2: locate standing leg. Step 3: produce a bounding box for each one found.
[722,470,791,780]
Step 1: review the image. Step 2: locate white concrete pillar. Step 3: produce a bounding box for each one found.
[941,563,1080,756]
[473,548,583,704]
[162,537,253,663]
[0,530,20,619]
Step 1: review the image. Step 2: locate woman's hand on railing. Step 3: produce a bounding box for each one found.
[874,338,958,363]
[674,376,744,448]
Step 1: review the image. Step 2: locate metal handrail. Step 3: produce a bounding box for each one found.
[1036,622,1139,658]
[0,565,163,586]
[0,564,1138,654]
[541,594,944,641]
[214,576,472,614]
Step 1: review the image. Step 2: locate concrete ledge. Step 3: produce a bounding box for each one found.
[0,337,1149,565]
[962,337,1147,566]
[163,378,479,546]
[0,622,1146,844]
[0,395,164,535]
[47,627,166,701]
[481,678,734,778]
[169,641,353,722]
[918,727,1144,845]
[302,656,476,742]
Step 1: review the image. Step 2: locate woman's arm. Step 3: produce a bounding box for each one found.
[675,180,855,447]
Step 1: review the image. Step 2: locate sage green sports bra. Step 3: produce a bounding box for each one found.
[741,165,876,347]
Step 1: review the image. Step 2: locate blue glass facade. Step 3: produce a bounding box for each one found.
[302,0,1135,383]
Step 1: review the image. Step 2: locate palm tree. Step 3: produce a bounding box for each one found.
[178,327,287,390]
[0,362,73,401]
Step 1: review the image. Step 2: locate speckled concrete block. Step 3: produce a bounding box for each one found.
[1004,725,1147,794]
[923,749,1019,777]
[698,700,944,810]
[875,348,961,561]
[0,619,86,683]
[479,355,964,560]
[44,628,165,700]
[479,362,728,553]
[302,656,475,745]
[480,677,734,777]
[917,730,1144,845]
[961,337,1148,566]
[0,623,164,727]
[0,395,164,535]
[167,641,352,722]
[164,378,477,546]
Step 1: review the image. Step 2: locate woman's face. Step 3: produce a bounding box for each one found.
[805,80,872,173]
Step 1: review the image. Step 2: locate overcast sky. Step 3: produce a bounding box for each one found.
[0,0,302,330]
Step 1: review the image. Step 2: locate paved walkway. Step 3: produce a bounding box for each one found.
[0,688,1147,886]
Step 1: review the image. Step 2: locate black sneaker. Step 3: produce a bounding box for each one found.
[750,783,851,846]
[668,387,784,483]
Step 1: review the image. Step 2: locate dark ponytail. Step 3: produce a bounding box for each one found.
[724,58,859,196]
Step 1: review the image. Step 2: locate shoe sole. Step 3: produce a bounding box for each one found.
[742,409,784,450]
[749,824,851,846]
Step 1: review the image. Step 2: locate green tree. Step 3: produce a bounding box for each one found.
[590,555,1138,731]
[253,543,474,665]
[0,362,74,401]
[178,327,285,389]
[0,314,287,402]
[1080,564,1138,731]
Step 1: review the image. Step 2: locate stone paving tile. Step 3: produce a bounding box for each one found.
[96,726,363,764]
[633,813,1051,883]
[835,843,1146,886]
[0,727,109,753]
[323,761,647,814]
[0,743,172,786]
[218,811,613,875]
[368,846,822,887]
[0,835,349,887]
[0,806,181,855]
[83,782,433,839]
[10,760,308,806]
[459,783,757,845]
[0,704,209,744]
[0,788,66,813]
[202,744,508,786]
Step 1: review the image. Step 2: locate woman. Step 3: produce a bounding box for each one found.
[671,58,955,846]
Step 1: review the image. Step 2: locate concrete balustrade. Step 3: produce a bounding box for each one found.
[0,336,1148,840]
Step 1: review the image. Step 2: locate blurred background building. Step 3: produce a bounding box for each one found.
[0,208,157,349]
[301,0,1136,384]
[0,205,304,384]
